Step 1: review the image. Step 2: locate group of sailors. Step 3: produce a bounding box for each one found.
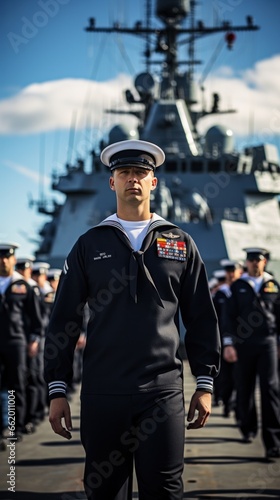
[1,242,279,460]
[209,249,280,460]
[0,243,85,451]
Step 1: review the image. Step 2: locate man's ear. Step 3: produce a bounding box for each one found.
[151,176,158,190]
[109,176,115,190]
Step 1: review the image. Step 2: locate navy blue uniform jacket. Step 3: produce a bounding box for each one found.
[222,275,280,346]
[44,217,220,398]
[0,274,43,343]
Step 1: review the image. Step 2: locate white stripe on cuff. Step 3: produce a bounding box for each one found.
[196,375,214,393]
[223,336,233,346]
[48,381,67,396]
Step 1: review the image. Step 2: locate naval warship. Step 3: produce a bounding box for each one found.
[34,0,280,277]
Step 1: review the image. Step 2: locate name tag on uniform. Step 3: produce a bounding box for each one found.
[157,238,187,261]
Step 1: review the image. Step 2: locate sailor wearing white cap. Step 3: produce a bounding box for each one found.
[16,256,36,284]
[32,262,53,296]
[243,247,269,261]
[32,261,50,275]
[15,254,45,433]
[100,139,165,171]
[0,242,19,257]
[45,269,61,297]
[31,262,55,423]
[220,259,244,272]
[0,243,43,439]
[45,139,220,499]
[47,268,62,281]
[208,277,219,295]
[16,255,35,268]
[212,269,226,283]
[212,259,243,415]
[222,247,280,459]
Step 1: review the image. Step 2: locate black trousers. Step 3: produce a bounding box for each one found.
[80,390,185,500]
[25,353,39,424]
[0,341,27,432]
[35,337,47,421]
[236,336,280,451]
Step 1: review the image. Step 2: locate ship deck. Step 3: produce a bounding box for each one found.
[0,361,279,499]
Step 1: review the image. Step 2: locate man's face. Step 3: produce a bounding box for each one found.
[246,256,267,277]
[18,268,32,280]
[50,278,59,292]
[109,167,157,205]
[226,267,243,284]
[32,273,47,287]
[0,255,16,277]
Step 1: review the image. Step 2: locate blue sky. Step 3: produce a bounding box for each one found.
[1,0,280,258]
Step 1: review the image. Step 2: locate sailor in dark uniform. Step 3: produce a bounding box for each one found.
[16,256,42,433]
[16,255,35,283]
[32,262,53,423]
[212,259,243,417]
[44,139,220,500]
[222,248,280,460]
[0,244,43,439]
[211,268,226,406]
[47,268,62,293]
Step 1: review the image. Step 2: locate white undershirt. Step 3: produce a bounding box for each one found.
[242,273,264,293]
[117,218,151,251]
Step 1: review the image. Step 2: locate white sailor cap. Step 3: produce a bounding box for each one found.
[213,269,226,281]
[0,242,19,257]
[100,139,165,171]
[220,259,243,271]
[47,268,62,280]
[208,277,218,289]
[32,261,50,274]
[16,255,35,270]
[243,247,270,260]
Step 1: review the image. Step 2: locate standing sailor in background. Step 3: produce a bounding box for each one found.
[32,262,53,423]
[44,139,220,500]
[16,256,35,283]
[223,248,280,460]
[211,268,226,406]
[47,268,61,294]
[16,256,42,433]
[0,244,43,439]
[213,259,243,418]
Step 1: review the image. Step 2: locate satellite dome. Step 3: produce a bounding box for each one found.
[108,125,139,144]
[204,125,234,156]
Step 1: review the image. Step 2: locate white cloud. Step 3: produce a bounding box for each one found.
[0,75,136,135]
[197,54,280,143]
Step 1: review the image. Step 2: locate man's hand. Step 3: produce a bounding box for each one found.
[223,345,238,363]
[27,340,39,358]
[186,390,211,429]
[49,398,72,440]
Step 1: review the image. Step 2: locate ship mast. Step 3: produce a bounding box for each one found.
[85,0,259,104]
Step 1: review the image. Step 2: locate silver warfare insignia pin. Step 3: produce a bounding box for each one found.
[161,232,180,239]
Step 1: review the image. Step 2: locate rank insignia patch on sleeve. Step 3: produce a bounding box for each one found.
[264,281,279,293]
[157,238,187,261]
[11,283,27,294]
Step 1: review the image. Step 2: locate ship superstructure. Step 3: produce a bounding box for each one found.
[34,0,280,277]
